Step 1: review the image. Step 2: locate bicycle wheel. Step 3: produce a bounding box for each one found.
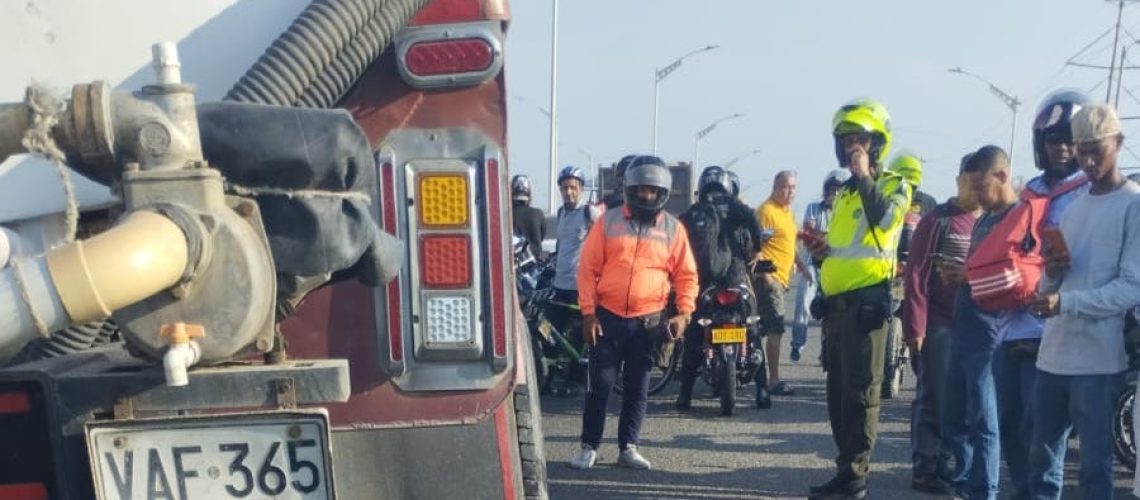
[613,340,681,397]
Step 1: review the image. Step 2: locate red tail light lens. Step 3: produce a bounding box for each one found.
[0,393,29,415]
[0,483,47,500]
[381,162,404,364]
[405,39,494,76]
[715,289,741,307]
[420,235,472,288]
[485,158,507,359]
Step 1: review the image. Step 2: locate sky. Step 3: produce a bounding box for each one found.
[505,0,1140,215]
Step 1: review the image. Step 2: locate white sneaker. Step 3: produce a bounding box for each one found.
[618,445,651,470]
[569,443,597,469]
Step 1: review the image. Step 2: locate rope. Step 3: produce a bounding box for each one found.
[21,86,78,244]
[226,183,372,203]
[9,258,51,337]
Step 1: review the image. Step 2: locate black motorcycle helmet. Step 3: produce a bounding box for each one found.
[623,156,671,219]
[1032,90,1091,171]
[726,170,741,197]
[697,166,732,198]
[511,174,532,201]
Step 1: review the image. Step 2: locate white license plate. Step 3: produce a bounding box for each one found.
[87,412,335,500]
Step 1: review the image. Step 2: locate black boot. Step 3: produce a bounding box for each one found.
[808,475,866,500]
[754,385,771,409]
[675,379,694,410]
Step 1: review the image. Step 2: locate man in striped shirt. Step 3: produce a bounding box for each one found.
[902,153,979,494]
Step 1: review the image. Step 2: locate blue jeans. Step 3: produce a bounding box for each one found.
[992,341,1039,500]
[941,341,999,500]
[791,266,817,350]
[1028,370,1124,500]
[911,325,953,479]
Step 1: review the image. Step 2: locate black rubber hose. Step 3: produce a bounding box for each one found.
[4,320,120,367]
[226,0,432,108]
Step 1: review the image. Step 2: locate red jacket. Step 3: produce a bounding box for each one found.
[577,206,698,318]
[902,200,977,341]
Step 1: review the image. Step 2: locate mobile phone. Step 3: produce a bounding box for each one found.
[797,230,825,246]
[1040,227,1069,255]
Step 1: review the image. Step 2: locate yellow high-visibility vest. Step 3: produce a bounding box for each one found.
[820,171,913,296]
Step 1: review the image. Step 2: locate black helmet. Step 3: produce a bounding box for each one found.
[614,155,640,181]
[697,166,732,198]
[1032,90,1091,170]
[623,158,671,219]
[511,175,532,201]
[726,170,741,196]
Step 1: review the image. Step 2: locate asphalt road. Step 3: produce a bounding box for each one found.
[538,318,1135,499]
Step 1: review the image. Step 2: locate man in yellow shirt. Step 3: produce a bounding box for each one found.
[753,171,808,406]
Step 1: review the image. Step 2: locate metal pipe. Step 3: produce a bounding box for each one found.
[0,210,190,353]
[547,0,560,214]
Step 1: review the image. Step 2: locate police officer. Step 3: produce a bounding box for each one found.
[803,99,916,500]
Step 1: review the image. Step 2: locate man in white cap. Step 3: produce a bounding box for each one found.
[1027,103,1140,497]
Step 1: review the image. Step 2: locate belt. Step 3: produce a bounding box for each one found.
[826,282,889,312]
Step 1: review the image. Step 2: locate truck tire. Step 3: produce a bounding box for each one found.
[516,334,550,500]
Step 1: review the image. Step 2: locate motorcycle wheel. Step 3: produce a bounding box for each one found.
[718,353,736,416]
[1113,385,1136,469]
[882,317,902,399]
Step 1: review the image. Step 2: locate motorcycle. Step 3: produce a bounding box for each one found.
[882,279,909,399]
[692,282,766,416]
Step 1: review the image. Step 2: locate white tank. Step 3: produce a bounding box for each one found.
[0,0,307,239]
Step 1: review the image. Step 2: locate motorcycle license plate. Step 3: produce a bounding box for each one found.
[711,327,746,344]
[86,411,334,500]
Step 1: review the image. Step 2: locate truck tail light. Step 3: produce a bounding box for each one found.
[396,21,502,89]
[0,392,30,415]
[0,383,54,498]
[420,235,471,288]
[0,483,48,500]
[380,162,405,367]
[405,39,494,77]
[484,158,507,361]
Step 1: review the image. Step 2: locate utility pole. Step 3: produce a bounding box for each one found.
[547,0,559,213]
[948,67,1021,169]
[1108,0,1126,103]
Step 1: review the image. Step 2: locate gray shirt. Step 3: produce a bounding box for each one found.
[553,202,603,291]
[1037,181,1140,376]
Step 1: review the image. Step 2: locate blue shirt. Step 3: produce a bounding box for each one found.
[1000,170,1090,343]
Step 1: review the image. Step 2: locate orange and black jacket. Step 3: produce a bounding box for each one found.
[577,205,699,318]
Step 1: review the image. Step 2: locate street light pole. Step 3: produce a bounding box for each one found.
[547,0,560,213]
[652,45,719,155]
[948,67,1021,168]
[692,113,744,189]
[724,148,763,169]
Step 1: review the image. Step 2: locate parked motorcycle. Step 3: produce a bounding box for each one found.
[692,282,766,416]
[1112,309,1140,468]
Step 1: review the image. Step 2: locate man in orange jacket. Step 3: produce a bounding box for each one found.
[568,156,698,471]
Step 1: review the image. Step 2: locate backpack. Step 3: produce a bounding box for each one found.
[964,177,1085,311]
[680,200,733,284]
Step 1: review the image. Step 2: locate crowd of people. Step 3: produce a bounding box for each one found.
[510,92,1140,500]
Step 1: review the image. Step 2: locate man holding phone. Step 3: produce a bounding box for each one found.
[571,157,698,471]
[1027,104,1140,497]
[803,99,915,500]
[902,153,980,494]
[993,90,1090,500]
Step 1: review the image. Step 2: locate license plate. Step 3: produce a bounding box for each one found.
[87,411,335,500]
[711,327,746,344]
